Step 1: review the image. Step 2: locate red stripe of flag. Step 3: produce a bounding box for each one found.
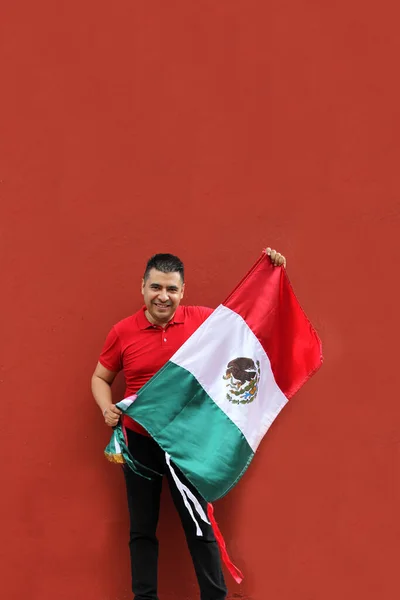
[223,253,323,398]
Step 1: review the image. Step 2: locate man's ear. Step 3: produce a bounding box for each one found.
[181,283,185,298]
[141,278,145,295]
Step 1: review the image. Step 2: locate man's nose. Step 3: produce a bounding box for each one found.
[158,290,169,302]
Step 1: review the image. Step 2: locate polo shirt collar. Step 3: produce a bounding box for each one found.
[137,305,185,329]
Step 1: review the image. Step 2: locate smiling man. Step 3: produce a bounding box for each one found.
[91,249,286,600]
[145,268,183,323]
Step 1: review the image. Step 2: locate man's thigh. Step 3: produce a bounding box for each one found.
[124,431,165,532]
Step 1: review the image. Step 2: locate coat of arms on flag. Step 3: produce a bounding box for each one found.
[223,357,261,404]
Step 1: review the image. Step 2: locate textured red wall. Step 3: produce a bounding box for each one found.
[1,1,399,599]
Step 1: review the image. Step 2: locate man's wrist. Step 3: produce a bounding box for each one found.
[102,404,112,417]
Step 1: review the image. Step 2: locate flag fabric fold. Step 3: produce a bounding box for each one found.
[105,253,322,503]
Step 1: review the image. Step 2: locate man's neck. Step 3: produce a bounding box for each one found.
[144,309,176,329]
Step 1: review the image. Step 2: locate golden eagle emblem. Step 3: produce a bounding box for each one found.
[223,357,261,404]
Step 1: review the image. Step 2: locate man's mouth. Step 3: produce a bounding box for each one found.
[154,303,170,310]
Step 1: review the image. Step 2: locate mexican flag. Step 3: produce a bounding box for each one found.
[106,253,322,502]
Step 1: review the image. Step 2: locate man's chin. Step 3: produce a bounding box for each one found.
[153,308,173,322]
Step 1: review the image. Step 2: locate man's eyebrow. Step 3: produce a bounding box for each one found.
[149,283,179,290]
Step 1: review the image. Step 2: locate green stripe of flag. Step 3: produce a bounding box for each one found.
[131,361,254,501]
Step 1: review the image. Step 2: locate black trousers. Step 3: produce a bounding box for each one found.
[123,429,227,600]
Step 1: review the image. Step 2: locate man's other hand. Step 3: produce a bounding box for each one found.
[265,247,286,268]
[103,404,122,427]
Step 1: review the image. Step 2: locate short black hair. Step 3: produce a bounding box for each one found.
[143,253,184,282]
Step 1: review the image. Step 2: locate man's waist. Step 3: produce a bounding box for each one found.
[123,415,150,437]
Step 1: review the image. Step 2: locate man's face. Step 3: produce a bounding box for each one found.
[141,268,185,326]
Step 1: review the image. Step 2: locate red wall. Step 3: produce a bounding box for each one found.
[1,1,399,599]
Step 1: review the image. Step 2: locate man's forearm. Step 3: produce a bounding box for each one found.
[91,375,113,415]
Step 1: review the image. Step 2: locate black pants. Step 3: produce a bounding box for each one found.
[123,429,227,600]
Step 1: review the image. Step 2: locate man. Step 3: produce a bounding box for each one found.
[91,248,286,600]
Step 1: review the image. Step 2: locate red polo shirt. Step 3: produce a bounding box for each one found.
[99,305,213,435]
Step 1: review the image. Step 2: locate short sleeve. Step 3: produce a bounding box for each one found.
[197,306,214,322]
[98,327,122,372]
